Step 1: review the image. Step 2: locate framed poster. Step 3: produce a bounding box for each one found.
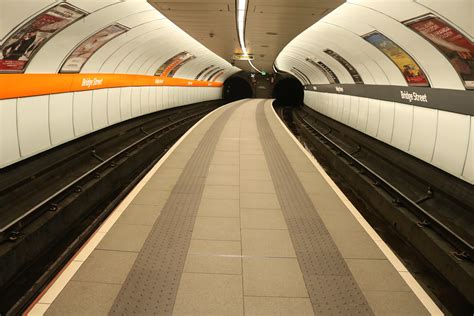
[195,65,215,80]
[155,51,195,77]
[291,67,311,85]
[324,49,364,84]
[405,14,474,89]
[305,58,339,84]
[210,70,225,82]
[0,3,87,72]
[60,24,128,73]
[364,32,429,86]
[206,68,223,81]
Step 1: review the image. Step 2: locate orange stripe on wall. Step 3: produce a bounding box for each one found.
[0,73,223,100]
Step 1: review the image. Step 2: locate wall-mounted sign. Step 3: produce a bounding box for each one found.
[291,67,311,85]
[0,3,87,72]
[206,68,224,81]
[155,51,196,77]
[233,53,254,61]
[60,24,128,73]
[210,70,225,82]
[167,55,196,77]
[305,58,339,84]
[405,14,474,89]
[304,84,473,116]
[195,65,215,80]
[324,49,364,84]
[364,32,429,87]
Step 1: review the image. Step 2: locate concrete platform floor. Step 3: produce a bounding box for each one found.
[28,99,441,315]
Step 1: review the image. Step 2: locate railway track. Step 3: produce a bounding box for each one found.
[0,100,223,314]
[278,104,474,314]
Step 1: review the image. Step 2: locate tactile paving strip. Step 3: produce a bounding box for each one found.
[256,101,374,315]
[109,103,240,315]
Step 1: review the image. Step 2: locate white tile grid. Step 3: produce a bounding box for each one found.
[267,99,443,316]
[26,105,229,315]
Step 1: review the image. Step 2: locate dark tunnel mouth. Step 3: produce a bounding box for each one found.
[223,76,253,101]
[272,77,304,107]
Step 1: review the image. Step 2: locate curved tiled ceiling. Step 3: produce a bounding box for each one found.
[148,0,344,72]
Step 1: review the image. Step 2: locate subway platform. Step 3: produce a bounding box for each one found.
[28,99,441,315]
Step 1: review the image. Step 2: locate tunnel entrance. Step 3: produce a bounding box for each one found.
[223,76,253,101]
[272,77,304,107]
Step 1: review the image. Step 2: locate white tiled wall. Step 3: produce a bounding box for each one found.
[0,86,223,168]
[305,90,474,184]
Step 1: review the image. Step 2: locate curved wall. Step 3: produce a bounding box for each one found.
[0,0,239,168]
[275,0,474,184]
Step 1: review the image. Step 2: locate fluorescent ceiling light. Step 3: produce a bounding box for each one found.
[235,0,264,74]
[237,0,247,11]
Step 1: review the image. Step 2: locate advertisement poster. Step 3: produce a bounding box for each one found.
[60,24,128,73]
[210,70,225,82]
[0,3,86,72]
[206,68,223,81]
[324,49,364,84]
[155,52,195,77]
[364,32,429,86]
[405,15,474,89]
[305,58,339,84]
[291,67,311,85]
[195,65,215,80]
[201,66,219,80]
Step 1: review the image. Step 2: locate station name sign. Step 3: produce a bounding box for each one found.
[233,53,254,61]
[400,90,428,103]
[81,77,103,88]
[303,84,474,116]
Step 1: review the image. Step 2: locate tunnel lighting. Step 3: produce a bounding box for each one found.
[235,0,264,74]
[273,64,279,74]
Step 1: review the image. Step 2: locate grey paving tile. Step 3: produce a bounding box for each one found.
[241,209,286,230]
[240,192,280,209]
[210,154,239,165]
[206,173,240,186]
[197,198,240,217]
[240,155,267,166]
[72,250,137,284]
[173,273,243,315]
[239,179,276,193]
[240,161,270,171]
[242,229,296,257]
[331,230,386,259]
[192,217,241,241]
[346,259,412,292]
[46,281,120,316]
[183,254,242,275]
[318,212,365,233]
[152,167,183,179]
[202,185,239,200]
[131,187,171,204]
[364,290,430,315]
[244,297,314,316]
[116,204,160,226]
[309,193,352,215]
[188,239,241,256]
[97,224,151,252]
[240,169,272,181]
[243,257,308,297]
[208,164,239,175]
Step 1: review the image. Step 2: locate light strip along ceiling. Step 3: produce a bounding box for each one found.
[236,0,264,74]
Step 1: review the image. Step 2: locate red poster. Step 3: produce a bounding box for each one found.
[406,15,474,89]
[0,3,86,72]
[60,24,128,73]
[364,32,429,86]
[155,52,195,77]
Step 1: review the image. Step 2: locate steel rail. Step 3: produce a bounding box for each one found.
[295,110,473,259]
[0,109,210,239]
